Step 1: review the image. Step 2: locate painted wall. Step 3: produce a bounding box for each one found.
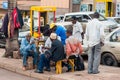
[40,0,69,8]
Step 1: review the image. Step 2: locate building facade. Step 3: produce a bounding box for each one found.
[0,0,71,17]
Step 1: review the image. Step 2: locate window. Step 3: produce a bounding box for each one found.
[65,15,90,22]
[89,13,107,21]
[110,30,120,42]
[114,18,120,24]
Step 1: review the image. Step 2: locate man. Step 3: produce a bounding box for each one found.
[65,30,83,71]
[85,12,105,74]
[72,16,84,43]
[20,33,38,71]
[44,35,61,49]
[50,23,66,45]
[66,30,83,58]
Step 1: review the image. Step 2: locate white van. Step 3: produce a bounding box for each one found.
[62,12,118,35]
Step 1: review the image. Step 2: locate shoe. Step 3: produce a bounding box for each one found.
[66,64,72,72]
[66,67,72,72]
[33,65,37,69]
[34,70,43,73]
[88,72,93,74]
[92,71,100,74]
[44,68,51,72]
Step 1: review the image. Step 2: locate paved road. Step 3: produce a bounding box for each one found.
[0,68,39,80]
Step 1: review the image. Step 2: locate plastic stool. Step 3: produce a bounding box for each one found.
[56,60,62,74]
[68,59,74,72]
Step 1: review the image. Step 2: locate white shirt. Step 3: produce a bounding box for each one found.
[72,21,83,42]
[85,18,105,47]
[45,36,61,48]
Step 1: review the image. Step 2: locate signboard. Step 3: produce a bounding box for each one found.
[72,0,81,4]
[80,4,88,12]
[96,2,105,16]
[116,3,120,17]
[2,2,8,9]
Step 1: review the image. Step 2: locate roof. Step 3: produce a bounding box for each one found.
[107,17,120,19]
[65,12,94,16]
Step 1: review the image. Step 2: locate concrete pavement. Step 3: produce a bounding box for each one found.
[0,68,38,80]
[0,49,120,80]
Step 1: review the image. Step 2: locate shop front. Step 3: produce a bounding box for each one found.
[80,0,93,12]
[95,0,113,17]
[116,0,120,17]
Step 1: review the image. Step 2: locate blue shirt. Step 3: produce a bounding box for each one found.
[20,38,36,53]
[55,25,66,45]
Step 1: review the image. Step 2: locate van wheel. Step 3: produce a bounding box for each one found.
[101,53,118,67]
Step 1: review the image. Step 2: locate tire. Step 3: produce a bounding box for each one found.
[101,53,118,67]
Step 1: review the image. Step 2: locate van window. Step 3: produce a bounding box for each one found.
[110,30,120,42]
[114,18,120,24]
[65,15,90,22]
[89,14,107,21]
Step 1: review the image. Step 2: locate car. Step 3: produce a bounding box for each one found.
[107,17,120,27]
[83,27,120,67]
[0,24,30,48]
[18,24,30,44]
[101,27,120,66]
[55,15,64,22]
[62,12,118,35]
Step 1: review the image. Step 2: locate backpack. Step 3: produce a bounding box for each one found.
[74,55,85,71]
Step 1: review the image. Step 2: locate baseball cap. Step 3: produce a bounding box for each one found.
[50,23,55,29]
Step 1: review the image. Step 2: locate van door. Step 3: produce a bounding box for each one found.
[109,29,120,55]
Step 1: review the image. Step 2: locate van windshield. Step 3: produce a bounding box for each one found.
[65,15,91,22]
[89,14,107,21]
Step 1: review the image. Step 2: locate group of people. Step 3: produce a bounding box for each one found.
[20,12,105,74]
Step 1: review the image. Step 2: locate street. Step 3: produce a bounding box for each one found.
[0,68,38,80]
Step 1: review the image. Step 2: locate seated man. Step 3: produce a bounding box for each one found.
[20,33,38,70]
[65,30,83,71]
[35,33,70,73]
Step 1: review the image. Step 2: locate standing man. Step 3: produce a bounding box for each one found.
[72,16,84,43]
[50,23,66,45]
[85,12,105,74]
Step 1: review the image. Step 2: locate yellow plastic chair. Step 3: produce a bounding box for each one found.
[56,60,62,74]
[68,59,74,72]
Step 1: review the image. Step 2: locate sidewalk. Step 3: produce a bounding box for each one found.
[0,49,120,80]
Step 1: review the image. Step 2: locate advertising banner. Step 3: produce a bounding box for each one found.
[116,3,120,17]
[96,2,105,16]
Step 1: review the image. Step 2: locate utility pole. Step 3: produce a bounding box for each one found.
[8,0,17,17]
[5,0,19,57]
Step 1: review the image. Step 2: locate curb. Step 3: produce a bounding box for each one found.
[0,57,67,80]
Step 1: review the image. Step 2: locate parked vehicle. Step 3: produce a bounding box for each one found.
[101,27,120,66]
[107,17,120,27]
[83,27,120,67]
[18,24,30,44]
[55,15,64,22]
[0,24,30,48]
[0,19,2,28]
[62,12,118,35]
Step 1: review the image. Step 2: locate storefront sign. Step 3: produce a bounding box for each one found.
[116,3,120,17]
[80,4,88,12]
[96,2,105,16]
[2,2,8,9]
[72,0,81,4]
